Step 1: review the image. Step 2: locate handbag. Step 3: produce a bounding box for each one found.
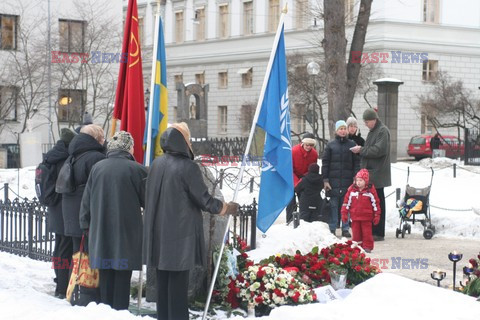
[66,235,100,306]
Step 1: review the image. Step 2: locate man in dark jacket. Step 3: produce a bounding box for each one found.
[62,124,106,254]
[295,163,323,223]
[79,131,147,310]
[45,128,75,298]
[351,108,391,241]
[322,120,360,237]
[143,123,238,320]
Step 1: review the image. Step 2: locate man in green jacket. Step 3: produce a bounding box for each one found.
[350,108,391,241]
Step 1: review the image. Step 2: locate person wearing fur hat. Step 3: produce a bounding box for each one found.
[286,132,319,223]
[322,120,360,237]
[341,169,381,252]
[143,122,239,320]
[350,108,391,241]
[346,116,365,147]
[79,131,148,310]
[295,163,324,223]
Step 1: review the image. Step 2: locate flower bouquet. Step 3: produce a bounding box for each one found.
[461,253,480,298]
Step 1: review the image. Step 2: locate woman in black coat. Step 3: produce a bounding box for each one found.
[143,123,238,320]
[44,128,75,298]
[62,124,106,254]
[80,131,147,310]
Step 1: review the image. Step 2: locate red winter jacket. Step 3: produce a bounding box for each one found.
[292,144,318,187]
[341,184,381,221]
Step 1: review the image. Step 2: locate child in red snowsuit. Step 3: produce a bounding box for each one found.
[341,169,380,252]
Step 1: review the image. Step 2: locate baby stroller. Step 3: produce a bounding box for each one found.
[396,167,436,240]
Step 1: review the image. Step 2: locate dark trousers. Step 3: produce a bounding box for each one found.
[329,194,349,232]
[286,194,297,223]
[156,270,190,320]
[53,234,73,295]
[372,188,386,237]
[99,269,133,310]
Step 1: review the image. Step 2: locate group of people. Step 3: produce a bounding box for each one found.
[292,108,391,252]
[45,122,238,320]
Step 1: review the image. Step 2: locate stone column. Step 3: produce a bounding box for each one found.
[373,78,404,163]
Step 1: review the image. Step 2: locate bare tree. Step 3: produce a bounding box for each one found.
[418,71,480,140]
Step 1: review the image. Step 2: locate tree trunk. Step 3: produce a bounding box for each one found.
[323,0,348,138]
[346,0,373,114]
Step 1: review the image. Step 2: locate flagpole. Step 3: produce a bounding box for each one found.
[201,4,288,320]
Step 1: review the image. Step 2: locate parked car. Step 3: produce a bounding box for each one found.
[407,134,464,160]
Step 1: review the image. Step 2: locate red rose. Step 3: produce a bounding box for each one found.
[246,261,254,268]
[343,256,350,264]
[291,291,301,303]
[255,295,264,304]
[241,252,248,259]
[354,265,362,272]
[274,288,284,297]
[469,259,478,269]
[257,268,266,278]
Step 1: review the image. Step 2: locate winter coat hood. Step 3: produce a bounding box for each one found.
[161,127,194,159]
[68,132,105,157]
[45,140,69,165]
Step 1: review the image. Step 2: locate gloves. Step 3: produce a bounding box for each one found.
[224,201,240,216]
[324,182,332,191]
[341,212,348,224]
[373,215,380,226]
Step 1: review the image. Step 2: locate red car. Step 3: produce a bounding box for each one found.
[407,135,464,160]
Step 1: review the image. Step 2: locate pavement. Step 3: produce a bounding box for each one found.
[366,231,480,289]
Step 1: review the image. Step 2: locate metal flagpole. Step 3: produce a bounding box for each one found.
[138,0,161,313]
[201,4,288,319]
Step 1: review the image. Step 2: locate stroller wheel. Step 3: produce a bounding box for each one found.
[431,225,436,233]
[395,228,401,238]
[401,228,406,238]
[407,224,412,234]
[423,229,434,240]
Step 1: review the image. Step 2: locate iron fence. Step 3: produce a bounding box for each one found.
[465,128,480,166]
[232,199,257,250]
[0,198,54,262]
[192,137,248,158]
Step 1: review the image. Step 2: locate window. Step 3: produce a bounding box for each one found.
[0,86,18,121]
[291,104,306,134]
[295,0,308,29]
[243,1,254,35]
[138,16,144,46]
[423,0,440,23]
[195,72,205,85]
[57,89,86,123]
[218,106,227,134]
[195,8,206,41]
[268,0,280,32]
[420,114,433,134]
[0,15,17,50]
[422,60,438,81]
[345,0,355,23]
[241,104,254,135]
[238,68,253,87]
[59,20,85,53]
[218,71,228,89]
[174,74,183,84]
[175,11,184,43]
[219,4,229,39]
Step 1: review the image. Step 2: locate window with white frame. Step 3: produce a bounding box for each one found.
[175,11,184,43]
[218,71,228,89]
[268,0,280,32]
[243,1,254,35]
[423,0,440,24]
[195,8,206,41]
[59,19,85,53]
[0,15,18,50]
[218,106,227,134]
[57,89,85,123]
[219,4,229,39]
[238,68,252,88]
[422,60,438,81]
[0,86,18,121]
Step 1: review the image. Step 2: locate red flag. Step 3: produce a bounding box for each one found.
[113,0,145,163]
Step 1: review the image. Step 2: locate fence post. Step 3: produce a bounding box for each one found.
[28,203,33,259]
[396,188,401,204]
[249,177,254,193]
[219,169,224,190]
[453,163,456,178]
[250,199,257,250]
[4,183,8,201]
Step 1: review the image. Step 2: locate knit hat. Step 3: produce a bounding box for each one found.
[107,131,134,152]
[82,112,93,125]
[335,120,347,131]
[355,169,369,185]
[346,117,358,127]
[363,108,378,121]
[60,128,76,144]
[308,163,319,174]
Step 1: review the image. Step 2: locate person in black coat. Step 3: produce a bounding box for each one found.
[346,116,365,147]
[45,128,75,298]
[62,124,106,255]
[79,131,147,310]
[322,120,360,237]
[294,163,323,223]
[430,133,441,150]
[143,122,239,320]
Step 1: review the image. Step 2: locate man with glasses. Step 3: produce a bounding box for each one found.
[350,109,391,241]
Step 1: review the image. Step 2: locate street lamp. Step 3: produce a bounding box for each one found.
[307,61,320,137]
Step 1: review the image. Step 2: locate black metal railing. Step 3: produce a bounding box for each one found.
[465,128,480,166]
[232,199,257,250]
[0,198,54,262]
[192,137,248,158]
